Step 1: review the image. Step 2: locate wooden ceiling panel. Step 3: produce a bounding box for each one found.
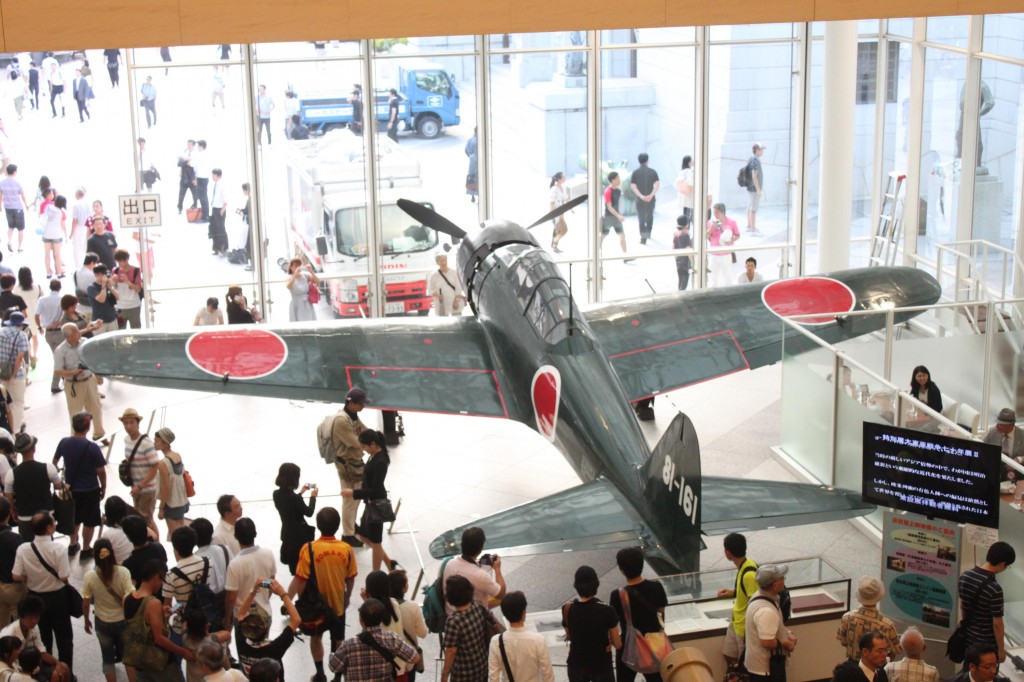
[1,0,182,52]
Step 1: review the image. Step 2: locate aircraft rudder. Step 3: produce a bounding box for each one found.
[644,412,703,566]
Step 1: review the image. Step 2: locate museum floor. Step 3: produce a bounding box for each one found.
[20,357,882,679]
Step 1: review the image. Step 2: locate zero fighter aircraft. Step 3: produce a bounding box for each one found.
[80,196,942,573]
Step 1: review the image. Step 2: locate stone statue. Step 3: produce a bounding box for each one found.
[956,80,995,166]
[562,31,585,77]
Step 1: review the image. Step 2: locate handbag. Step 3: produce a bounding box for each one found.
[948,574,996,663]
[295,541,332,634]
[52,484,75,537]
[307,278,321,304]
[402,625,425,673]
[183,469,196,497]
[363,498,396,525]
[119,434,148,487]
[185,207,202,222]
[619,588,672,674]
[30,543,83,618]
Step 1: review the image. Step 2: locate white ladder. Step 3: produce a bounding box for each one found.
[869,171,906,267]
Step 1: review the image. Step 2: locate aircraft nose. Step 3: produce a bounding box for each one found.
[855,266,942,311]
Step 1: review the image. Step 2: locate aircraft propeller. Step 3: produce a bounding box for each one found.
[397,198,468,240]
[526,194,588,229]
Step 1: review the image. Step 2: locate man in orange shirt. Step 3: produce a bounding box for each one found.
[289,507,357,682]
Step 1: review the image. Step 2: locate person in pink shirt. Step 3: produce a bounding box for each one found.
[707,202,739,288]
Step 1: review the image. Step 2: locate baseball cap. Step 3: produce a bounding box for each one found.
[755,563,789,589]
[346,387,370,404]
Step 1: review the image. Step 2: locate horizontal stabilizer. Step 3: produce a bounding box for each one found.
[700,477,874,534]
[429,478,653,559]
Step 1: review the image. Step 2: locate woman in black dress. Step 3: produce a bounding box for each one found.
[272,462,317,575]
[341,429,394,572]
[225,285,254,324]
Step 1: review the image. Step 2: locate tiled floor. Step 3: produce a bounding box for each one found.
[14,353,881,680]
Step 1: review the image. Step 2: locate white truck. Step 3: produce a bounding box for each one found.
[284,130,451,317]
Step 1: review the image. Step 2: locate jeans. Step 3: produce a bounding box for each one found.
[258,117,271,144]
[95,618,127,675]
[142,99,157,127]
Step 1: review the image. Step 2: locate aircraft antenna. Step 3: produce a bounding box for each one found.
[644,279,656,296]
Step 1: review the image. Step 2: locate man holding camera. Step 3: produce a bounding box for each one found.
[53,322,107,443]
[86,264,119,335]
[441,526,506,613]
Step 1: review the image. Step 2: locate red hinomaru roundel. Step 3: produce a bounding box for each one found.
[761,276,856,325]
[531,366,561,441]
[185,329,289,380]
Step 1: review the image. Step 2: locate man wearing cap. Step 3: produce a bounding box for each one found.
[744,564,797,682]
[0,310,28,432]
[51,411,106,559]
[746,143,765,236]
[957,541,1015,663]
[836,577,901,661]
[982,408,1024,481]
[832,631,891,682]
[333,387,368,546]
[4,433,62,539]
[53,322,106,442]
[884,627,938,682]
[716,532,758,667]
[120,408,160,534]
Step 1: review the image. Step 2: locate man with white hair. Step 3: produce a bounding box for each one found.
[884,627,938,682]
[52,322,106,443]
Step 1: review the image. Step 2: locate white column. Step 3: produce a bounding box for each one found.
[817,21,858,272]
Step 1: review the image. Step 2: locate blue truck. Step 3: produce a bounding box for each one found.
[298,63,460,139]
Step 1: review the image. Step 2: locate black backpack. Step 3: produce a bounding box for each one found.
[172,558,222,630]
[737,163,751,188]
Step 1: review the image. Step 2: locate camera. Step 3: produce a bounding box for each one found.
[260,579,272,589]
[479,553,497,566]
[307,483,318,490]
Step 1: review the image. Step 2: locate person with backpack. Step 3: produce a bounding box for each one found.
[744,564,797,682]
[715,533,758,669]
[745,143,766,236]
[287,507,357,682]
[123,558,195,680]
[562,566,620,682]
[81,538,134,682]
[164,526,221,640]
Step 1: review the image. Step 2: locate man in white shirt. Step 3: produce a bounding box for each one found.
[12,511,74,671]
[736,257,764,285]
[70,188,90,267]
[744,564,796,681]
[34,279,64,394]
[488,591,554,682]
[213,494,242,555]
[442,527,505,614]
[223,518,276,630]
[208,168,228,256]
[193,140,210,222]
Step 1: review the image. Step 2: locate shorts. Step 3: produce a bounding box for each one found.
[602,216,624,235]
[72,488,102,527]
[163,503,189,520]
[5,209,24,231]
[42,237,62,243]
[133,490,157,517]
[747,190,760,212]
[722,622,745,659]
[311,613,346,643]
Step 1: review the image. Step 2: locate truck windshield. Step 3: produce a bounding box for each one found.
[414,71,452,98]
[335,203,439,256]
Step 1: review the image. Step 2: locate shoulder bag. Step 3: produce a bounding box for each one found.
[619,588,673,674]
[119,434,148,487]
[364,497,396,525]
[401,620,426,673]
[948,574,996,663]
[30,543,83,618]
[295,541,332,634]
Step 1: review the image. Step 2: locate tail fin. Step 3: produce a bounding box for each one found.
[642,412,704,574]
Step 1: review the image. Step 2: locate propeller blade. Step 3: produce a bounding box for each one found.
[527,194,589,229]
[397,199,468,240]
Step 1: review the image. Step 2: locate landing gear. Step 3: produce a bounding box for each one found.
[383,410,405,445]
[634,397,655,422]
